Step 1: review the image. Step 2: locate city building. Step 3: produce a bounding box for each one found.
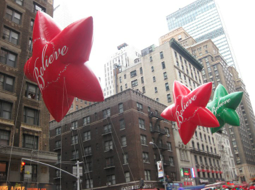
[103,43,141,98]
[0,0,57,189]
[117,37,203,106]
[166,27,255,183]
[49,89,179,190]
[166,0,236,68]
[115,31,225,185]
[227,66,255,182]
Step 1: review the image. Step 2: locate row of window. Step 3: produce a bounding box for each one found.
[1,2,46,67]
[194,155,220,167]
[0,72,40,100]
[0,99,39,125]
[149,51,164,62]
[0,130,38,149]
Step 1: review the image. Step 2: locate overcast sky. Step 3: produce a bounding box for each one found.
[53,0,255,110]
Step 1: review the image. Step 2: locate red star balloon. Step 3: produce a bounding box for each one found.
[161,81,219,144]
[24,11,104,122]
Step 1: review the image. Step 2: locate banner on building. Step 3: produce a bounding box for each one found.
[157,161,163,178]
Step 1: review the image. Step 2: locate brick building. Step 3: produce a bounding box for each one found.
[0,0,57,189]
[49,89,179,190]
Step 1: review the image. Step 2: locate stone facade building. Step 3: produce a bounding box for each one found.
[0,0,57,189]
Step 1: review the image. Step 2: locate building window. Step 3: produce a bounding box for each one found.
[125,172,130,182]
[140,67,143,74]
[24,107,39,125]
[104,140,113,151]
[25,82,40,100]
[3,27,19,45]
[83,131,91,141]
[167,94,172,103]
[160,51,164,59]
[33,2,46,13]
[155,87,158,93]
[15,0,23,5]
[0,100,12,120]
[141,77,144,84]
[83,162,92,173]
[0,130,10,145]
[103,108,111,119]
[142,152,149,163]
[163,72,167,80]
[140,135,147,145]
[72,135,78,144]
[28,38,33,51]
[119,119,125,130]
[55,127,61,136]
[57,154,61,162]
[130,70,137,78]
[84,146,92,156]
[72,150,79,160]
[151,66,154,72]
[105,157,114,168]
[118,103,124,113]
[153,76,156,82]
[0,73,14,92]
[121,136,127,146]
[142,86,145,93]
[169,157,174,166]
[123,153,128,164]
[83,116,90,125]
[167,142,172,151]
[165,83,170,91]
[119,76,122,83]
[124,74,126,79]
[5,7,22,24]
[139,118,145,129]
[162,61,165,69]
[71,121,78,130]
[30,19,34,31]
[120,86,123,92]
[144,170,151,180]
[103,124,112,135]
[55,140,61,149]
[107,175,116,185]
[23,134,38,149]
[137,102,143,111]
[0,48,17,67]
[131,79,138,87]
[125,83,127,89]
[85,179,93,189]
[150,56,153,62]
[165,127,170,137]
[76,105,78,110]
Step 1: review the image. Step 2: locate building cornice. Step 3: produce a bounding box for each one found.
[169,38,203,71]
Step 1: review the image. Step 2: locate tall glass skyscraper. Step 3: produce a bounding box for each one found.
[166,0,235,67]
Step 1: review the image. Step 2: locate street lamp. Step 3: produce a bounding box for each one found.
[149,141,166,190]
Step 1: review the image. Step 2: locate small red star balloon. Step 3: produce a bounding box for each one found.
[161,81,219,144]
[24,11,104,122]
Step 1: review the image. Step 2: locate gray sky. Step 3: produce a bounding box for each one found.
[53,0,255,110]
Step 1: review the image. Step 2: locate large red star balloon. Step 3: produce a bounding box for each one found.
[161,81,219,144]
[24,11,104,122]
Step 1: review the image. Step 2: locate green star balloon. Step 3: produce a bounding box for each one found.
[207,84,243,133]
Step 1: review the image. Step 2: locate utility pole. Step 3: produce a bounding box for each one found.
[149,142,167,190]
[22,158,82,190]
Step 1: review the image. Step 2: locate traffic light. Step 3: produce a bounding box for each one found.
[20,161,25,172]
